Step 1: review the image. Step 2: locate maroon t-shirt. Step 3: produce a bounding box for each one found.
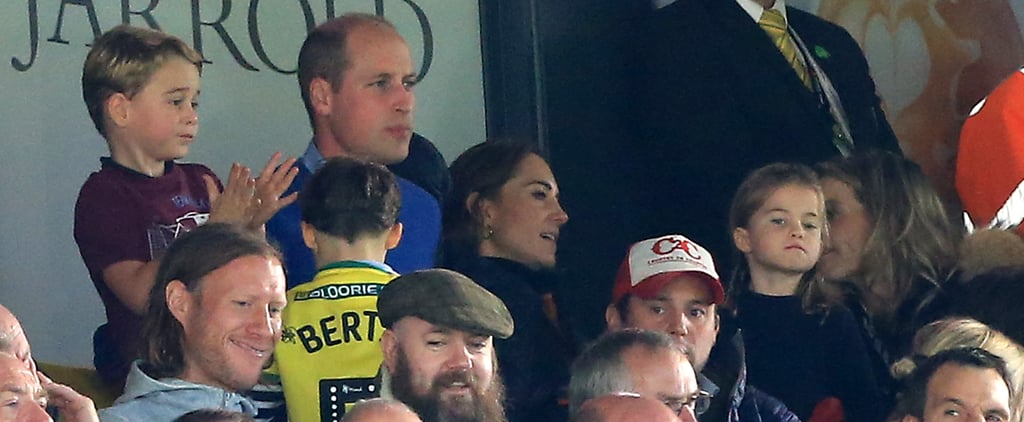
[73,158,220,385]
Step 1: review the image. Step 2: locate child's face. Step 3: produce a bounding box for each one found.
[734,184,824,277]
[121,56,200,163]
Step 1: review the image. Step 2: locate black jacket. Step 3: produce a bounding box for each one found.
[702,312,802,422]
[445,256,573,422]
[634,0,901,265]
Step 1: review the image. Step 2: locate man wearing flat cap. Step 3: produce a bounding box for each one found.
[378,268,514,422]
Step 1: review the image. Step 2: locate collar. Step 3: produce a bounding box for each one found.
[100,156,174,179]
[478,256,540,273]
[466,256,560,294]
[124,361,254,406]
[318,260,397,274]
[301,140,325,173]
[378,365,394,400]
[736,0,788,23]
[697,372,721,398]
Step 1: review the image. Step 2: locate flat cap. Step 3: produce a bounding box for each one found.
[378,269,514,339]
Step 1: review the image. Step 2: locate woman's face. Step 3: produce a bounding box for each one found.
[818,177,873,281]
[478,153,569,269]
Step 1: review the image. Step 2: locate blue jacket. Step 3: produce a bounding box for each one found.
[266,141,441,287]
[99,361,256,422]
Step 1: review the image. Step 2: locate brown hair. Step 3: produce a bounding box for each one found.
[815,150,961,327]
[301,156,401,242]
[140,223,280,379]
[890,347,1012,422]
[297,13,397,128]
[442,141,539,260]
[82,25,203,137]
[892,317,1024,422]
[727,162,833,313]
[174,409,255,422]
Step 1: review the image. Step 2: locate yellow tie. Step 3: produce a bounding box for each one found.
[759,9,812,89]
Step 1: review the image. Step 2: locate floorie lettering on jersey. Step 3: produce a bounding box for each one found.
[294,283,386,301]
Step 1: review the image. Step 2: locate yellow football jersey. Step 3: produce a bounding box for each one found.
[276,261,397,422]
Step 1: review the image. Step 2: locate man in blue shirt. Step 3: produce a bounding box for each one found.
[267,13,441,287]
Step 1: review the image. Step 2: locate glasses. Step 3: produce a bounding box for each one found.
[664,390,712,417]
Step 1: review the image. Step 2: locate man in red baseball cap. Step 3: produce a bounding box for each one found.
[607,234,723,374]
[605,234,797,422]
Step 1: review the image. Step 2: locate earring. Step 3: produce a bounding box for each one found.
[483,225,494,240]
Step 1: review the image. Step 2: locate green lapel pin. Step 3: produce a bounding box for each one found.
[814,45,831,59]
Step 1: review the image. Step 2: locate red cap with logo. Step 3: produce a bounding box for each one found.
[611,234,724,304]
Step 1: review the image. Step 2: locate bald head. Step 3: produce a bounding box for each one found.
[0,304,33,372]
[0,352,50,422]
[572,394,682,422]
[341,398,422,422]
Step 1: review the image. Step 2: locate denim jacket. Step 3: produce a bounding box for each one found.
[99,361,256,422]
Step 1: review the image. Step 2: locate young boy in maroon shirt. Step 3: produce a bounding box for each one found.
[74,25,296,390]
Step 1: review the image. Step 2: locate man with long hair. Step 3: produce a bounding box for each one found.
[100,224,287,421]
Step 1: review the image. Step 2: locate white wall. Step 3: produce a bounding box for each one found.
[0,1,485,366]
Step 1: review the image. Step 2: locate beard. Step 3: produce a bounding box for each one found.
[181,313,268,392]
[390,348,506,422]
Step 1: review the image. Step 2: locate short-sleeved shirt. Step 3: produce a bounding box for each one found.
[274,260,397,422]
[74,158,219,384]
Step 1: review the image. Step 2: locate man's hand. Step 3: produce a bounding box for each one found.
[38,372,99,422]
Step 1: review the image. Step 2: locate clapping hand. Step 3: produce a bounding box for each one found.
[205,162,257,226]
[204,153,299,231]
[249,152,300,229]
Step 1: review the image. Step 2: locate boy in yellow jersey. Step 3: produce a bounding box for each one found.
[274,157,403,421]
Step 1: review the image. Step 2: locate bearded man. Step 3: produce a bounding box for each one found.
[377,269,514,422]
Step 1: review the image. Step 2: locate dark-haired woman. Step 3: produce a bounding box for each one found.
[442,141,572,422]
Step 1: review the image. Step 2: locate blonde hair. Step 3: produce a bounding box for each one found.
[892,317,1024,422]
[815,150,961,328]
[82,25,203,137]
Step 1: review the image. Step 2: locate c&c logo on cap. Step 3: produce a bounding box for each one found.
[651,236,702,260]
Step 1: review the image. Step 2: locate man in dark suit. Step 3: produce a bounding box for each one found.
[633,0,901,267]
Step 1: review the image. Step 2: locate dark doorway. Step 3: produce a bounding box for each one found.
[480,0,647,344]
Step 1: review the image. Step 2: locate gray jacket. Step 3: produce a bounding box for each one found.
[99,361,256,422]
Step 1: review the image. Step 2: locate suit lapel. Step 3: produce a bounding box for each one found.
[701,0,824,115]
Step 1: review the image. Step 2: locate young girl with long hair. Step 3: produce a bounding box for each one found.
[728,163,887,422]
